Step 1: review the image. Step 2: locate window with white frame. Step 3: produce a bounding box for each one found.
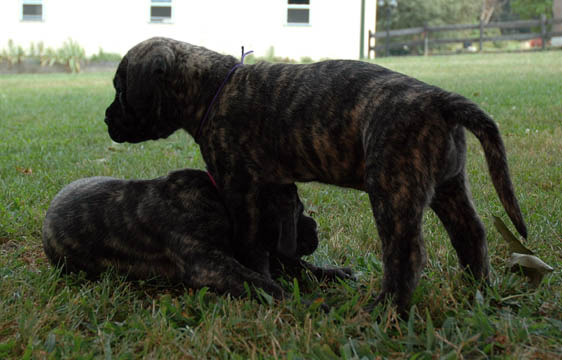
[150,0,172,23]
[22,0,43,22]
[287,0,310,25]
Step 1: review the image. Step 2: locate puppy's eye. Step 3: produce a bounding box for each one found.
[118,88,128,104]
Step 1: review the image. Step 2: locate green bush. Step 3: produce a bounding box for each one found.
[245,46,298,64]
[0,39,25,65]
[1,38,86,73]
[90,48,122,63]
[55,38,86,73]
[27,41,44,59]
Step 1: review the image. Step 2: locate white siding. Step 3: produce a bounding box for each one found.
[0,0,376,60]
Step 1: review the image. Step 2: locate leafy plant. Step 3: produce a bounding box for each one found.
[41,47,58,67]
[0,39,25,65]
[27,41,45,60]
[511,0,553,20]
[1,39,86,72]
[248,46,297,64]
[55,38,86,73]
[89,48,122,63]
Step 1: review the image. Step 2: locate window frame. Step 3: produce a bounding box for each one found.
[21,0,44,22]
[149,0,173,24]
[287,0,311,26]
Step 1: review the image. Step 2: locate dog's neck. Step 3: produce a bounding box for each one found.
[173,44,239,140]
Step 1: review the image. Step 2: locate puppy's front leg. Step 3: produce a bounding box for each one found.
[270,256,354,282]
[185,248,286,300]
[222,185,272,278]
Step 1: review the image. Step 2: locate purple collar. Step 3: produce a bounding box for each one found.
[195,47,254,140]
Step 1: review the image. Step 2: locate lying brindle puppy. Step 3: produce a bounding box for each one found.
[104,37,528,312]
[42,169,350,299]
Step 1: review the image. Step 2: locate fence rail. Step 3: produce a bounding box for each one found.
[368,15,562,57]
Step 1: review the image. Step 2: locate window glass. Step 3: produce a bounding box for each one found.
[151,6,172,18]
[150,0,172,23]
[287,9,309,24]
[22,1,43,21]
[287,0,310,25]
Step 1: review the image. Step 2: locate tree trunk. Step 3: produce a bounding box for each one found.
[480,0,507,24]
[554,0,562,30]
[481,0,494,24]
[553,0,562,47]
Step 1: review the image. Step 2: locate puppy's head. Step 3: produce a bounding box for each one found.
[104,37,181,143]
[259,184,319,259]
[295,212,319,257]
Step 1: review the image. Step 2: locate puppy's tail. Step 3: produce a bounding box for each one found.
[439,91,528,239]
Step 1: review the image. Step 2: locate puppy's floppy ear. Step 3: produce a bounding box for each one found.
[152,56,167,75]
[150,46,175,76]
[128,44,175,81]
[126,44,176,104]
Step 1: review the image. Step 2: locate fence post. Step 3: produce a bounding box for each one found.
[360,0,365,59]
[540,14,547,50]
[385,29,390,57]
[423,22,429,56]
[479,19,484,52]
[368,30,375,59]
[368,30,371,59]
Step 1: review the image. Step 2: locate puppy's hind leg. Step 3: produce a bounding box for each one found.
[366,180,429,313]
[430,172,489,281]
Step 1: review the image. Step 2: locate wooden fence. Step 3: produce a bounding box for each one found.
[369,15,562,57]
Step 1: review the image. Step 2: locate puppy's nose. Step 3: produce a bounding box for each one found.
[104,116,110,125]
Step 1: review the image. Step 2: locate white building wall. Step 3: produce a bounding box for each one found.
[1,0,376,60]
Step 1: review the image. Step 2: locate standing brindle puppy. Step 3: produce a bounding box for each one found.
[104,37,527,311]
[42,169,350,299]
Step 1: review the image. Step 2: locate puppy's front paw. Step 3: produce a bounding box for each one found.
[313,265,355,282]
[237,249,272,279]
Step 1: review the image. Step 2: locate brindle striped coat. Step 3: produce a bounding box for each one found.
[104,37,527,311]
[42,169,350,299]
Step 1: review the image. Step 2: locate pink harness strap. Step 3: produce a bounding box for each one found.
[207,170,218,189]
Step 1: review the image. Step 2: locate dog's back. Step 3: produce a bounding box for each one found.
[42,169,229,280]
[42,176,121,274]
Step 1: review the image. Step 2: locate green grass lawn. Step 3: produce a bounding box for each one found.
[1,51,561,359]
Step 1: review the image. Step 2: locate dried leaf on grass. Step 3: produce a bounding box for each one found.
[15,166,33,175]
[107,146,124,152]
[492,215,533,255]
[508,253,554,287]
[493,216,554,287]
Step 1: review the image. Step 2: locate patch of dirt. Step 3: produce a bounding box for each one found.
[0,237,17,252]
[0,238,48,270]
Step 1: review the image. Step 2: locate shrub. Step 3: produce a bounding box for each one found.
[0,38,86,73]
[0,39,25,65]
[90,48,122,63]
[243,46,297,64]
[55,38,86,73]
